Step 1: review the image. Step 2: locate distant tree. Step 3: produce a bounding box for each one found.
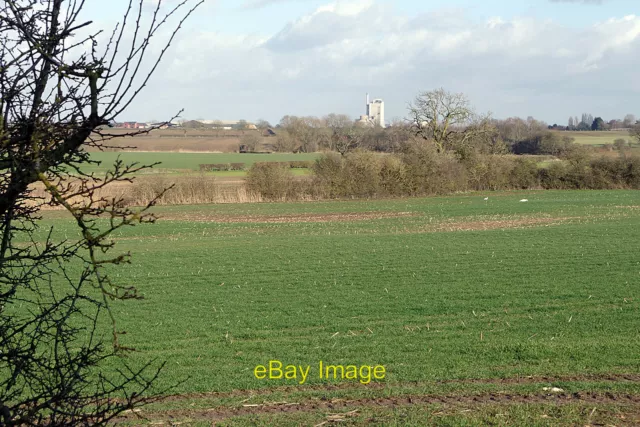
[495,117,528,143]
[580,113,595,128]
[334,127,365,156]
[273,131,299,152]
[511,132,574,156]
[494,116,547,145]
[613,138,628,151]
[568,117,574,129]
[608,119,621,130]
[576,121,591,131]
[591,117,605,131]
[379,120,413,152]
[324,113,355,152]
[623,114,636,128]
[630,124,640,144]
[277,115,325,152]
[237,119,248,130]
[240,133,261,152]
[581,113,588,126]
[256,119,272,130]
[408,88,494,153]
[325,113,354,131]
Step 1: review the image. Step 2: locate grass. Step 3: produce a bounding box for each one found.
[554,130,632,146]
[205,402,638,426]
[32,190,640,424]
[85,152,320,174]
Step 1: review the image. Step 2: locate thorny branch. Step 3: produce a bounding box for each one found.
[0,0,202,424]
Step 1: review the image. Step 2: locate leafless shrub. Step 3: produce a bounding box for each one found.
[240,133,262,152]
[0,0,201,423]
[246,162,294,200]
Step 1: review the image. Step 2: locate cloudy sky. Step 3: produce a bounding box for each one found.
[85,0,640,125]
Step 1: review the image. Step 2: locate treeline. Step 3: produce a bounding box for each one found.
[143,88,640,205]
[243,88,640,201]
[559,113,639,131]
[247,143,640,201]
[272,114,638,156]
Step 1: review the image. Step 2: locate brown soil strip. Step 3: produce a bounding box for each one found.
[127,391,640,424]
[433,216,577,232]
[157,373,640,403]
[158,212,578,231]
[160,211,416,224]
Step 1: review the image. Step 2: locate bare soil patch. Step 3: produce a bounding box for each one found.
[156,373,640,403]
[122,389,640,424]
[85,128,270,153]
[160,211,417,224]
[433,216,577,232]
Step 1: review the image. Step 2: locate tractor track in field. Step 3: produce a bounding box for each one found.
[125,391,640,424]
[160,211,417,224]
[119,374,640,423]
[156,372,640,402]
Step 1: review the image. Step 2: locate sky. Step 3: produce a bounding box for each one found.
[84,0,640,125]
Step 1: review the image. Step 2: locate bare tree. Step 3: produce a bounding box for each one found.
[334,127,364,156]
[273,130,298,152]
[325,113,353,132]
[0,0,201,424]
[255,119,271,130]
[408,88,494,153]
[630,124,640,145]
[240,132,261,152]
[278,115,326,152]
[623,114,636,128]
[324,113,353,151]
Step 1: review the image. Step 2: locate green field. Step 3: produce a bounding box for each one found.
[555,130,632,146]
[38,191,640,425]
[85,152,320,174]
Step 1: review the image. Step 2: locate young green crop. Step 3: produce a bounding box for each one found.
[32,190,640,423]
[85,152,320,174]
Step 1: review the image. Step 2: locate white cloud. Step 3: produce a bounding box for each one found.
[124,2,640,124]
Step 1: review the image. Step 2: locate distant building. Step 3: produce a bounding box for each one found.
[149,122,176,129]
[367,96,385,128]
[121,122,147,129]
[356,94,385,128]
[200,120,251,128]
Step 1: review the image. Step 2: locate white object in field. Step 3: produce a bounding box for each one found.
[520,199,529,202]
[484,197,489,201]
[542,387,564,393]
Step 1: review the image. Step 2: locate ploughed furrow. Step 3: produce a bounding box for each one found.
[123,388,640,423]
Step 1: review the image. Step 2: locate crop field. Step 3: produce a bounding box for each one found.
[86,128,265,153]
[85,152,320,175]
[38,190,640,425]
[555,130,632,146]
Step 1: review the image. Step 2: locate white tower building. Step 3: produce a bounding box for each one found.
[365,93,385,128]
